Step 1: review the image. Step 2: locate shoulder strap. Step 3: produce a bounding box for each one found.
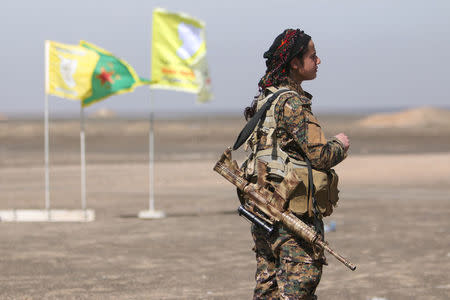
[232,88,289,151]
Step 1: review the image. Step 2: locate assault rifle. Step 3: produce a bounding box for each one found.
[213,147,356,271]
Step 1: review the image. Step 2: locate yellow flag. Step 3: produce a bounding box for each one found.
[151,8,212,102]
[45,40,100,100]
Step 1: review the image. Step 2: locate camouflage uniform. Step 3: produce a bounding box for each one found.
[249,79,347,299]
[255,79,346,171]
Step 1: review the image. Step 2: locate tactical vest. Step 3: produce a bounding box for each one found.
[243,87,339,218]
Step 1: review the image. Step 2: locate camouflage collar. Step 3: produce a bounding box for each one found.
[280,79,312,105]
[299,91,313,104]
[286,77,304,95]
[264,81,313,105]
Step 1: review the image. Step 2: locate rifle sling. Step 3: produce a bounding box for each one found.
[232,89,289,151]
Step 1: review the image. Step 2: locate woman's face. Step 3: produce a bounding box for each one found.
[289,39,321,82]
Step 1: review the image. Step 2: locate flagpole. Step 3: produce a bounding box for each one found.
[137,17,164,219]
[80,104,87,217]
[138,89,165,219]
[44,94,50,211]
[149,92,155,211]
[44,41,51,221]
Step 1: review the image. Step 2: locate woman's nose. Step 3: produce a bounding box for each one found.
[317,57,321,65]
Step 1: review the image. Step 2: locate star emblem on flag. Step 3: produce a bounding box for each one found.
[96,67,115,86]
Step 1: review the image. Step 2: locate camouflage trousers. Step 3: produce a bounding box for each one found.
[251,219,325,300]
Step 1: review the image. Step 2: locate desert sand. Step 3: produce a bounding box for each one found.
[358,107,450,129]
[0,112,449,299]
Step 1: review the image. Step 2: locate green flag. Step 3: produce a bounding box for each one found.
[79,41,149,107]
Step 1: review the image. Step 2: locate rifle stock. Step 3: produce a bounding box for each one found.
[214,147,356,271]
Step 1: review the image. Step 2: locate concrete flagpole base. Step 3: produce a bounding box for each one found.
[0,209,95,222]
[138,210,166,219]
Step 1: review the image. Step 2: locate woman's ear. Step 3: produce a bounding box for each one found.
[290,57,301,70]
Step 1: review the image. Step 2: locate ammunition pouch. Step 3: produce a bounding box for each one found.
[278,165,339,217]
[243,150,340,218]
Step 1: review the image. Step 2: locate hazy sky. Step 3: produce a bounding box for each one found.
[1,0,449,117]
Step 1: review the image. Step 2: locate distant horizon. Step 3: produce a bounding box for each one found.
[3,103,450,120]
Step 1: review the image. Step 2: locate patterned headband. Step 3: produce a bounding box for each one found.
[258,29,311,90]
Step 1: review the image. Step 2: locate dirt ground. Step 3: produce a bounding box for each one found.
[0,115,449,300]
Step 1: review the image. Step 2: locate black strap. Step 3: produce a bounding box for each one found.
[233,89,289,151]
[301,152,317,217]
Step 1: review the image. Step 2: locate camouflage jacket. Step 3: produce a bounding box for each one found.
[256,80,347,171]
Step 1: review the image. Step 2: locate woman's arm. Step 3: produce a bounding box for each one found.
[276,95,347,170]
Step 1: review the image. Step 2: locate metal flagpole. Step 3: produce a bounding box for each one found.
[44,41,51,221]
[149,92,155,211]
[138,89,165,219]
[80,105,87,217]
[44,95,50,211]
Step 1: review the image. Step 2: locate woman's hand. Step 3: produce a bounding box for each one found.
[335,133,350,152]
